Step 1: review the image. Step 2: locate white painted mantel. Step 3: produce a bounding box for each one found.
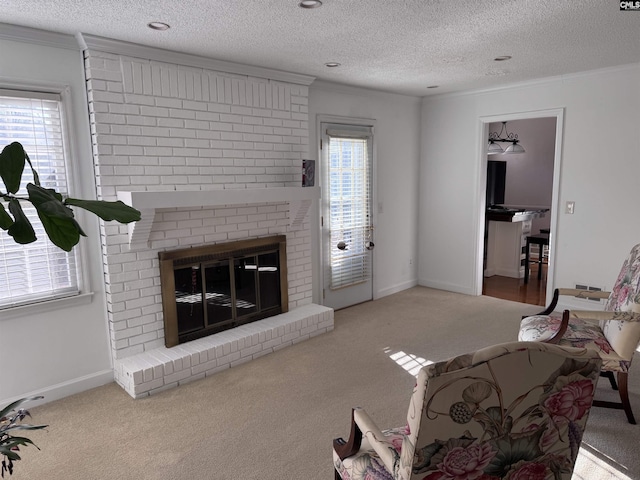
[117,186,320,247]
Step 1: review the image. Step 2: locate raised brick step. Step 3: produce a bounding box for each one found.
[114,303,333,398]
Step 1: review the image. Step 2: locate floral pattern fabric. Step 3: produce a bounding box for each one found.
[601,243,640,360]
[519,243,640,369]
[518,315,564,343]
[333,342,601,480]
[519,315,630,371]
[333,425,408,480]
[604,243,640,312]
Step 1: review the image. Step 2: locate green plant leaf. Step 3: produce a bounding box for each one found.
[7,199,36,244]
[0,203,13,230]
[24,151,40,186]
[0,446,22,461]
[0,437,42,461]
[0,396,43,419]
[65,198,141,223]
[27,184,72,218]
[0,142,26,194]
[36,211,83,252]
[2,424,48,433]
[25,183,85,250]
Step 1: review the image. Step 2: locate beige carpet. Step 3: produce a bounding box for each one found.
[11,287,639,479]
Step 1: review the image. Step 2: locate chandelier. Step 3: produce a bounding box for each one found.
[488,121,525,154]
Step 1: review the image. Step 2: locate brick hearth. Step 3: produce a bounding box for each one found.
[115,303,333,398]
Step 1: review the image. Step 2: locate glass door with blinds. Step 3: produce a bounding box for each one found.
[320,122,374,310]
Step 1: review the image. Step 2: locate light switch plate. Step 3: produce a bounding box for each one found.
[566,201,575,214]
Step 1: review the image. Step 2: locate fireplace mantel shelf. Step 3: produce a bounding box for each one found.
[117,186,320,248]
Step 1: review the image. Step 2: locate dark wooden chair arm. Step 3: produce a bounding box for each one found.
[539,288,560,315]
[333,408,363,460]
[543,309,570,344]
[521,289,560,320]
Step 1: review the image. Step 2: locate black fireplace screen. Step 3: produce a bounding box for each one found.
[160,236,288,347]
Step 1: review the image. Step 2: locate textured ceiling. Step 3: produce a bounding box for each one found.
[1,0,639,97]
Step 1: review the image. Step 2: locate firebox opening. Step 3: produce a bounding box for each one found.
[159,236,288,347]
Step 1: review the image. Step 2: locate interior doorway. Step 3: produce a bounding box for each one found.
[476,110,564,306]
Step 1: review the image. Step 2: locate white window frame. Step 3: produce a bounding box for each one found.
[0,86,92,315]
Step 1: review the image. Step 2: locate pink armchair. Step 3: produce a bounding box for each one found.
[519,243,640,423]
[332,341,601,480]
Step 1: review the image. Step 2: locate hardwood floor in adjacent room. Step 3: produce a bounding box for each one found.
[483,264,547,307]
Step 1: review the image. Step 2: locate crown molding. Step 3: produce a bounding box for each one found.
[77,33,315,86]
[0,23,79,50]
[311,79,421,104]
[425,62,640,101]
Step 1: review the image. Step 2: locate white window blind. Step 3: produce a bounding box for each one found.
[326,125,373,289]
[0,90,80,309]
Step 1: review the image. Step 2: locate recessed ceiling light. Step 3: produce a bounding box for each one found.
[148,22,170,31]
[299,0,322,8]
[324,62,341,68]
[494,56,512,61]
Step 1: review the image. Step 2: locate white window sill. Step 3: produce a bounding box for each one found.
[0,292,94,321]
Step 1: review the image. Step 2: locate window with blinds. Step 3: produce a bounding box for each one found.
[0,90,80,309]
[326,126,373,289]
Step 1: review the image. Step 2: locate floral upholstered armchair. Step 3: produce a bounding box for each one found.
[332,341,601,480]
[519,243,640,423]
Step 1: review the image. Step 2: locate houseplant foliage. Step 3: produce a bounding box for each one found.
[0,141,141,251]
[1,142,141,475]
[0,397,46,478]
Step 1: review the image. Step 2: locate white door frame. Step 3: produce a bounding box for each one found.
[474,108,565,302]
[316,114,378,308]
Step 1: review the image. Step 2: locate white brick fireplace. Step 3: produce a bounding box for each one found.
[81,36,333,398]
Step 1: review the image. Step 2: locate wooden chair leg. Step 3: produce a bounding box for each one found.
[617,372,636,425]
[597,372,637,424]
[602,370,619,390]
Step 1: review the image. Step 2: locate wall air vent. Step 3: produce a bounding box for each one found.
[575,284,605,302]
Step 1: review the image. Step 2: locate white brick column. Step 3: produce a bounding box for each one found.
[83,47,319,367]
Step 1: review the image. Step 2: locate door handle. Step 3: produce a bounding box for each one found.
[337,241,348,251]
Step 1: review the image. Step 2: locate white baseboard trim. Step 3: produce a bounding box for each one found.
[418,278,476,296]
[1,369,114,408]
[375,279,418,299]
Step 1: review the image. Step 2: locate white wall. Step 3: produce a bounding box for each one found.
[0,36,113,405]
[419,64,640,308]
[308,82,421,301]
